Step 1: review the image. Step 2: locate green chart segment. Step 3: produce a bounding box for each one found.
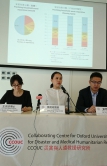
[14,15,35,35]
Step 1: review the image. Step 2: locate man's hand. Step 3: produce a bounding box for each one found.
[87,105,96,113]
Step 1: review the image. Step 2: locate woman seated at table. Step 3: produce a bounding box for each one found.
[0,74,32,112]
[41,71,69,110]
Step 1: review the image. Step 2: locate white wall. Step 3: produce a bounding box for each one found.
[0,68,70,110]
[0,67,107,111]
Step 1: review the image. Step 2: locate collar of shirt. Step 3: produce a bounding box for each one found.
[90,91,98,96]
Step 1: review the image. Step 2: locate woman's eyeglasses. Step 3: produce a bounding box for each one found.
[12,84,21,87]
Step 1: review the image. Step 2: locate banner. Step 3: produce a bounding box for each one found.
[0,112,107,166]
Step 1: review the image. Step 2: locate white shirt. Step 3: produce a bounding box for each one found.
[85,90,98,112]
[41,88,68,106]
[91,91,98,106]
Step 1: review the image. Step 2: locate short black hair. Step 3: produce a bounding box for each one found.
[10,74,23,86]
[90,72,102,80]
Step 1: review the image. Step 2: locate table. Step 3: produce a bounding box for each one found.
[0,112,107,166]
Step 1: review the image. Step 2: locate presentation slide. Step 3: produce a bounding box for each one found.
[8,0,93,68]
[0,0,106,70]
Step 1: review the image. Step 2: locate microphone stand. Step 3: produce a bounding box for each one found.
[36,94,42,111]
[65,91,84,115]
[67,92,70,114]
[65,92,70,114]
[36,99,41,111]
[61,86,84,115]
[69,96,84,115]
[62,88,71,114]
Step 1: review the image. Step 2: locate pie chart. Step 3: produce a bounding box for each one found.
[14,15,35,35]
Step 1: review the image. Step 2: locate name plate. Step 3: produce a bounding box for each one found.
[40,105,65,114]
[0,104,22,113]
[96,107,107,115]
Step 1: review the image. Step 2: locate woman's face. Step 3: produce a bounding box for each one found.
[51,73,62,89]
[12,80,22,91]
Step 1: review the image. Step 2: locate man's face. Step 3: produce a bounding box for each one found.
[89,77,102,93]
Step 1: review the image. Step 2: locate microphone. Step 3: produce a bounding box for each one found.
[61,85,66,93]
[36,96,42,100]
[61,85,71,114]
[36,94,42,111]
[61,85,84,115]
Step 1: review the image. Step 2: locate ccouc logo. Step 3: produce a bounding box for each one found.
[0,127,24,156]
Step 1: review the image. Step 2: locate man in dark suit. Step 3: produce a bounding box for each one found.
[76,72,107,113]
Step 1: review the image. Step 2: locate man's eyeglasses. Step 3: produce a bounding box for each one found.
[12,84,21,87]
[90,81,102,85]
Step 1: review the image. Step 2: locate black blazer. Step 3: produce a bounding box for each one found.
[76,86,107,112]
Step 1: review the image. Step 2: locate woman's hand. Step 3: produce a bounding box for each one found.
[22,107,32,112]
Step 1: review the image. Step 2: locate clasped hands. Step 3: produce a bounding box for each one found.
[87,105,96,113]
